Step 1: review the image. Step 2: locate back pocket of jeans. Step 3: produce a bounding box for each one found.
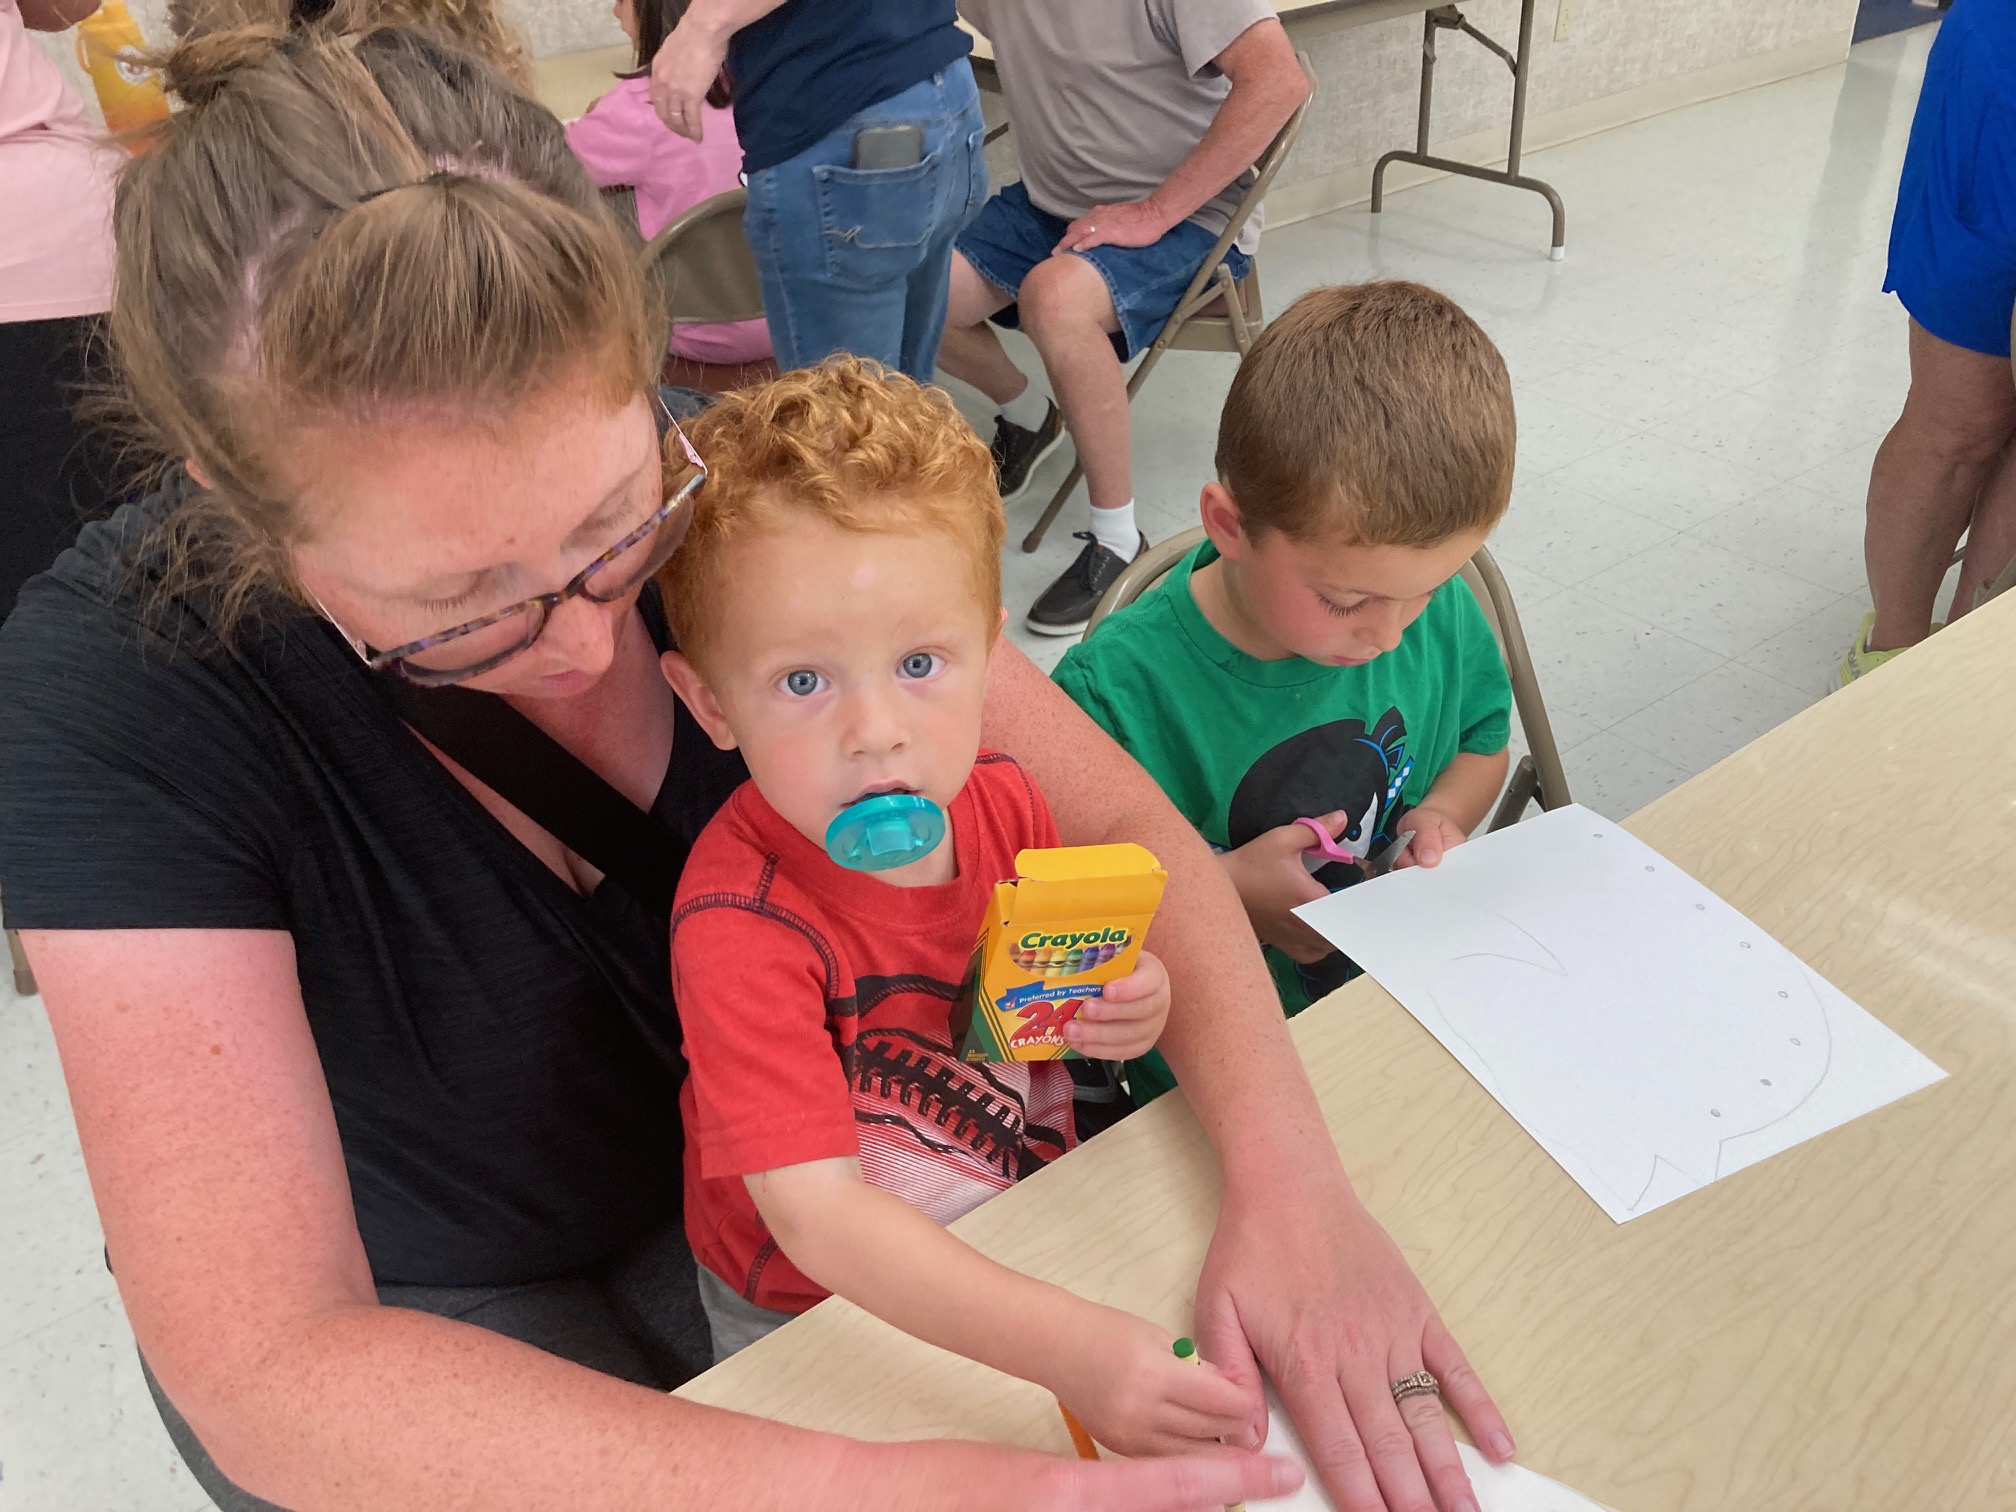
[812,150,944,291]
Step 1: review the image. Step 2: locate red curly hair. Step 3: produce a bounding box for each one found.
[657,358,1004,670]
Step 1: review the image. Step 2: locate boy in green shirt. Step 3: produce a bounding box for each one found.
[1054,281,1516,1102]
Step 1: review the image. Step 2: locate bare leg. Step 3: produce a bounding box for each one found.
[937,253,1029,406]
[1952,439,2016,615]
[1016,255,1132,513]
[1863,321,2016,650]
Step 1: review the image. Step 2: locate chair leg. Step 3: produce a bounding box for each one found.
[7,928,34,999]
[1023,459,1084,553]
[1487,754,1540,833]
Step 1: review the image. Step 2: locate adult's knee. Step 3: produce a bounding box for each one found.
[1893,389,2016,466]
[1016,256,1111,344]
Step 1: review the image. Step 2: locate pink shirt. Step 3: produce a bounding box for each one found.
[566,77,770,367]
[0,0,117,322]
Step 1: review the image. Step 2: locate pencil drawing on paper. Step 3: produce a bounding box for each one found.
[1410,879,1836,1217]
[1291,804,1946,1224]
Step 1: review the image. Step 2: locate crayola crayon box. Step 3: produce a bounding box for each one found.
[961,842,1166,1063]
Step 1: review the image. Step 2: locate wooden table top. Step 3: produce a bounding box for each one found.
[678,602,2016,1509]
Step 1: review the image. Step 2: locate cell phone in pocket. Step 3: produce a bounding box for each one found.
[852,124,925,170]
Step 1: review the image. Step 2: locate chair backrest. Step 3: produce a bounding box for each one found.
[1084,528,1572,823]
[639,188,765,353]
[1086,526,1208,634]
[1162,49,1318,353]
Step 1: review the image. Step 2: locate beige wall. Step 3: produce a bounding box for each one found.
[38,0,1861,215]
[1274,0,1861,214]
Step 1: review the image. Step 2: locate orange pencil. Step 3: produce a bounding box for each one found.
[1057,1401,1099,1460]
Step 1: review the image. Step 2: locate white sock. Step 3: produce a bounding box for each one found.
[999,386,1050,431]
[1089,501,1139,559]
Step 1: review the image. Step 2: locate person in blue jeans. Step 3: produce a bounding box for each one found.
[648,0,985,379]
[1847,0,2016,682]
[937,0,1308,636]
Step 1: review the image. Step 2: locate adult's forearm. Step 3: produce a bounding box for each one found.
[171,1301,866,1511]
[1145,44,1308,232]
[679,0,788,44]
[979,647,1350,1207]
[1105,795,1348,1192]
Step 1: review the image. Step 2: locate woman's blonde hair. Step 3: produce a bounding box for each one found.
[658,359,1003,672]
[113,19,654,632]
[167,0,532,90]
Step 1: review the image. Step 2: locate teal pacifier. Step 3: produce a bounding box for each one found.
[824,792,946,872]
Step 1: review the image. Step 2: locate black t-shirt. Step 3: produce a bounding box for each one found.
[0,491,748,1287]
[729,0,969,174]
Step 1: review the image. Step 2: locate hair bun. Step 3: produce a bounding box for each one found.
[155,21,291,107]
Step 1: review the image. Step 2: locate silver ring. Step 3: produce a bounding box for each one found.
[1390,1370,1440,1405]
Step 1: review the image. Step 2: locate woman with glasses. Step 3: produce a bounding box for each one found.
[0,20,1509,1512]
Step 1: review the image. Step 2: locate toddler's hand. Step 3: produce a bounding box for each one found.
[1393,805,1470,869]
[1066,949,1169,1061]
[1051,1308,1257,1459]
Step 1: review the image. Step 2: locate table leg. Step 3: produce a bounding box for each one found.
[1369,0,1567,259]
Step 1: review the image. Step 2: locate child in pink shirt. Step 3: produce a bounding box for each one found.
[565,0,769,366]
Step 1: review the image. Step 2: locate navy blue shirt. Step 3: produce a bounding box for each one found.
[729,0,970,173]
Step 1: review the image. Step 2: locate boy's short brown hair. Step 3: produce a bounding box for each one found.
[1214,281,1515,545]
[658,358,1004,671]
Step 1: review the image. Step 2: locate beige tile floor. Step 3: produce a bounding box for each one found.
[0,24,1954,1509]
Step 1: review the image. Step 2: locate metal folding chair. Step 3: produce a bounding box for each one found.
[1085,526,1572,831]
[1020,51,1318,553]
[637,187,766,361]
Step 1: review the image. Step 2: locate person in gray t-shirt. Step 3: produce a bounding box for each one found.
[941,0,1306,636]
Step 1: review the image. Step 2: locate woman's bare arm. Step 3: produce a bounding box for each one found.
[24,924,1297,1512]
[982,643,1514,1512]
[980,643,1332,1192]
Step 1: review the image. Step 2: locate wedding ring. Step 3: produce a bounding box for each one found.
[1390,1369,1440,1404]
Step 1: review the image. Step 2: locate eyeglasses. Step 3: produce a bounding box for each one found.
[316,396,706,688]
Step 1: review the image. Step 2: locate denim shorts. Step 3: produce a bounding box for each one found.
[1884,0,2016,356]
[743,62,987,377]
[956,180,1251,360]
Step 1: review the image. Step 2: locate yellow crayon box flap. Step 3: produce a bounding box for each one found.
[1009,843,1165,918]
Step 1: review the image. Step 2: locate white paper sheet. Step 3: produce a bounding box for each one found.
[1250,1390,1612,1512]
[1293,804,1946,1222]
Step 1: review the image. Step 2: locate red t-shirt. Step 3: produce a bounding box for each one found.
[672,752,1078,1314]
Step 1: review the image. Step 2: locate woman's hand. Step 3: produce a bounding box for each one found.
[1193,1173,1515,1512]
[1064,949,1170,1060]
[860,1435,1304,1512]
[649,12,732,139]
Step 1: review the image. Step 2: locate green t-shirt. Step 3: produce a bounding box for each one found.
[1052,541,1512,1102]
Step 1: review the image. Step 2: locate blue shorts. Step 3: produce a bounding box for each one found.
[1885,0,2016,357]
[955,180,1250,361]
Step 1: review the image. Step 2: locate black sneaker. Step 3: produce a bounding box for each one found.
[989,399,1066,501]
[1025,530,1147,637]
